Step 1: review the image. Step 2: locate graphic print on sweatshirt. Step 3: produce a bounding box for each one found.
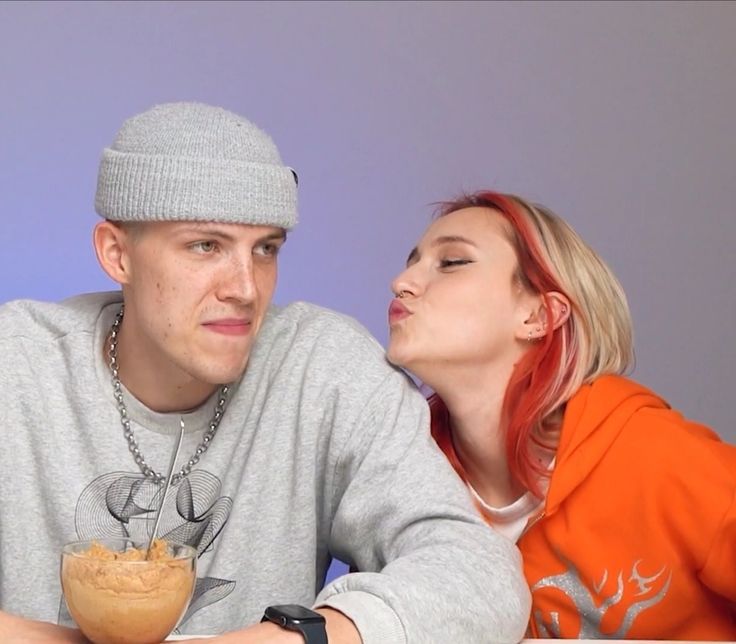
[58,470,234,631]
[531,554,672,637]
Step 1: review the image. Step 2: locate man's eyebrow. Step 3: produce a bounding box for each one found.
[405,235,477,266]
[176,225,287,244]
[176,224,236,241]
[259,230,287,243]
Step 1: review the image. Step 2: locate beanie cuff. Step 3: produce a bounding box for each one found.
[95,148,298,229]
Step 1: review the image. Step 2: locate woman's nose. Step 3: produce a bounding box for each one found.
[391,266,419,299]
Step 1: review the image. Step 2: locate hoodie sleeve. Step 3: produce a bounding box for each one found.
[315,370,531,644]
[698,458,736,602]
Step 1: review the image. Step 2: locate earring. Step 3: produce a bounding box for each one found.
[527,330,533,343]
[561,305,567,314]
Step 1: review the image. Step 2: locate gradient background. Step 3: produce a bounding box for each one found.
[1,4,733,453]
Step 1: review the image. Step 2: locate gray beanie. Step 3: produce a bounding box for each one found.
[95,102,298,228]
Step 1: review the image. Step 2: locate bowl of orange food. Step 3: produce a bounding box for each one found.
[60,538,197,644]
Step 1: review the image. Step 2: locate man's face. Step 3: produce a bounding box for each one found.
[118,221,285,388]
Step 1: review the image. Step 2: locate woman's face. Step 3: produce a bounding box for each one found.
[387,207,535,386]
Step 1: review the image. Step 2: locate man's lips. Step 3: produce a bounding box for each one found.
[202,319,252,336]
[388,300,411,325]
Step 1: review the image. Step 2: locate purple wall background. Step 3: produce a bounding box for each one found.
[1,2,734,444]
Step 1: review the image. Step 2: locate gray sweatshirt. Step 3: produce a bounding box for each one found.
[0,292,530,643]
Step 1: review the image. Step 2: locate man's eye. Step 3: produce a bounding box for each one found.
[191,241,217,253]
[255,243,280,257]
[439,258,471,269]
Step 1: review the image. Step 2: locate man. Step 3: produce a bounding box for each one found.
[0,102,530,643]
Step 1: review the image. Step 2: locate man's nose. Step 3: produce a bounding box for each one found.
[217,256,257,304]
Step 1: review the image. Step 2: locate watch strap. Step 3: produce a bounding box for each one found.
[296,620,328,644]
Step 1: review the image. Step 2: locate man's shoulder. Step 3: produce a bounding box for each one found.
[0,291,121,342]
[253,301,406,391]
[250,301,422,413]
[265,301,384,355]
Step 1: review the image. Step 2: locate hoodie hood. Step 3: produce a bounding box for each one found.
[545,375,669,515]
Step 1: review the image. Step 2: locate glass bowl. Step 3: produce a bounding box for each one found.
[60,538,197,644]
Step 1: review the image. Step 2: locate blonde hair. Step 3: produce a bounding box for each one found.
[518,197,634,395]
[431,191,634,496]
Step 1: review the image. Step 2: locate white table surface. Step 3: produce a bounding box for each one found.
[166,635,713,644]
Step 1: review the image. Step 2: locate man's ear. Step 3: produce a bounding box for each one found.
[517,291,571,341]
[93,221,133,285]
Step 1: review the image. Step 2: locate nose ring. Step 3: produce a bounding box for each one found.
[397,291,408,299]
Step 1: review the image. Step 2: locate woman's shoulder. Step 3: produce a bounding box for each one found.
[594,376,736,481]
[563,374,735,477]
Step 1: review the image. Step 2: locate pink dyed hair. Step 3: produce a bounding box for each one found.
[429,191,579,502]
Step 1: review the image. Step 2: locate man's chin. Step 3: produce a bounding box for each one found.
[209,366,248,385]
[218,357,251,383]
[189,356,250,388]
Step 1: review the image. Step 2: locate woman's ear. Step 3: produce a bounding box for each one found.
[93,221,133,285]
[517,291,571,341]
[544,292,571,330]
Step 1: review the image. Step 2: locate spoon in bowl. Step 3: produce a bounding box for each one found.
[146,417,185,559]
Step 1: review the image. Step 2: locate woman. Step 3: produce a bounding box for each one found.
[387,190,736,639]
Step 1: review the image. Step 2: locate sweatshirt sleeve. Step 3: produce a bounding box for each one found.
[698,465,736,602]
[315,370,531,644]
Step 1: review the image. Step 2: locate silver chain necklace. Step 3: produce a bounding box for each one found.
[108,305,230,485]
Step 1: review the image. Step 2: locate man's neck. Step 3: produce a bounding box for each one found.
[104,324,218,414]
[121,371,218,414]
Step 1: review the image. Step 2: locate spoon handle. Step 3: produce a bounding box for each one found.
[147,418,185,558]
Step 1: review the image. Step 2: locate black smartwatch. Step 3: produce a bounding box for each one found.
[261,604,328,643]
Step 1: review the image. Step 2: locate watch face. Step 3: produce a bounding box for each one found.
[267,604,325,624]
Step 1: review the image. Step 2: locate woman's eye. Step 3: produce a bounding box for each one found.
[439,258,471,269]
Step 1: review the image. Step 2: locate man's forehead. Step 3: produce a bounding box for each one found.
[164,220,286,238]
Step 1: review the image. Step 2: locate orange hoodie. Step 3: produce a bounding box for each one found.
[520,375,736,639]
